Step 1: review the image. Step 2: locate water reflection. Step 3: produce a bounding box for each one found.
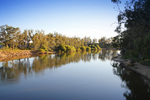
[1,50,150,100]
[0,50,118,81]
[112,62,150,100]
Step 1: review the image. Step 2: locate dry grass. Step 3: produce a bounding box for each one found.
[0,48,32,53]
[0,48,33,59]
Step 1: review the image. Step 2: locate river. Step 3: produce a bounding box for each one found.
[0,50,150,100]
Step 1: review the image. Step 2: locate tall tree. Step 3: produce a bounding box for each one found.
[0,25,21,49]
[112,0,150,59]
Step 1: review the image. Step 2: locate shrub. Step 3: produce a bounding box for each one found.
[65,45,76,52]
[70,46,76,52]
[58,44,66,52]
[65,45,71,51]
[48,48,53,52]
[39,49,45,53]
[95,44,101,50]
[80,46,86,51]
[89,44,101,50]
[41,45,48,51]
[86,47,91,51]
[89,45,97,50]
[76,47,81,52]
[57,45,76,53]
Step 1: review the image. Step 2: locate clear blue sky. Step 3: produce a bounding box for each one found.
[0,0,120,39]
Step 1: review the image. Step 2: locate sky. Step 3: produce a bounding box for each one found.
[0,0,120,39]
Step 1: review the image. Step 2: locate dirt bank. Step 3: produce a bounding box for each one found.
[0,50,55,62]
[112,55,150,81]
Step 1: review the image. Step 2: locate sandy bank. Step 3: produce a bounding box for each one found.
[112,55,150,81]
[0,50,55,62]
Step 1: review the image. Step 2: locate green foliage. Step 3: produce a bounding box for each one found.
[86,47,91,51]
[95,44,101,50]
[0,46,20,51]
[57,44,67,52]
[80,46,86,51]
[89,45,97,50]
[98,37,113,48]
[112,0,150,61]
[41,45,48,51]
[39,49,45,53]
[88,44,102,51]
[65,45,71,51]
[76,47,81,52]
[65,45,76,52]
[0,24,111,54]
[70,46,76,52]
[48,48,53,52]
[57,45,76,53]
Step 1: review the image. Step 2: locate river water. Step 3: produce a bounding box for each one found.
[0,50,150,100]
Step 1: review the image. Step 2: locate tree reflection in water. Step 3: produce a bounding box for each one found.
[112,62,150,100]
[0,50,118,81]
[1,50,150,100]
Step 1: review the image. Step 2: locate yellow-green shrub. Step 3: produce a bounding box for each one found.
[80,46,86,51]
[86,47,91,51]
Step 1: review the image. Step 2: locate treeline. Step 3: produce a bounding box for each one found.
[112,0,150,61]
[0,25,118,53]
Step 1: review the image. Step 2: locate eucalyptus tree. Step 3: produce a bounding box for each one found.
[32,30,48,50]
[112,0,150,59]
[81,39,84,46]
[98,37,106,47]
[92,38,97,44]
[0,25,21,49]
[22,29,33,49]
[47,33,56,49]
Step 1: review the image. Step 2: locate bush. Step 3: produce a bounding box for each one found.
[57,44,66,52]
[80,46,86,51]
[65,45,76,52]
[86,47,91,51]
[89,45,97,50]
[48,48,53,52]
[70,46,76,52]
[95,45,101,50]
[89,44,101,50]
[76,47,81,52]
[41,45,48,51]
[65,45,71,51]
[39,49,45,53]
[57,45,76,53]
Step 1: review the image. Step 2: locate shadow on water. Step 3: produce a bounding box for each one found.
[112,62,150,100]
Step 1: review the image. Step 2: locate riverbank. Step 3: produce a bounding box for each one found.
[0,50,55,62]
[112,55,150,81]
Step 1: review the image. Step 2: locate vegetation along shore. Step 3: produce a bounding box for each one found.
[0,24,118,59]
[111,0,150,80]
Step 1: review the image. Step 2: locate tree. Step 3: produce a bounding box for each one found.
[0,25,21,49]
[112,0,150,60]
[93,38,97,44]
[98,37,106,47]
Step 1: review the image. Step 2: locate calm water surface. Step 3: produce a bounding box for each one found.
[0,50,150,100]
